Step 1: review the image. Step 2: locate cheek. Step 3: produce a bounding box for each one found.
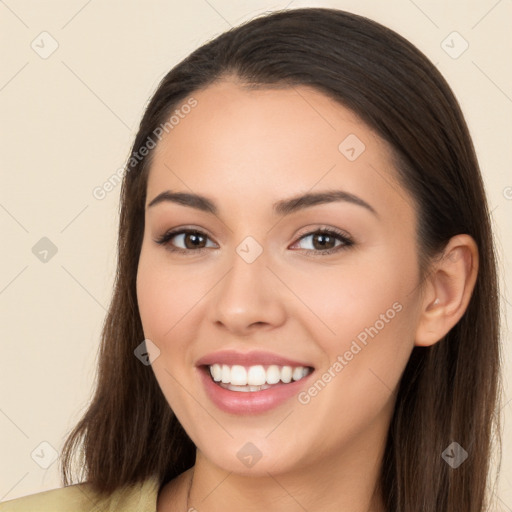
[136,252,201,414]
[288,249,419,407]
[287,253,417,347]
[136,261,170,342]
[308,304,415,453]
[136,250,205,345]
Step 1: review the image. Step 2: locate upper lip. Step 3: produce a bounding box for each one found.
[196,350,314,368]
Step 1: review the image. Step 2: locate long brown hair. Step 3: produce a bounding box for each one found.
[60,8,502,511]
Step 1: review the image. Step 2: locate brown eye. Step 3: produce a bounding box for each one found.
[293,228,354,254]
[311,232,337,250]
[182,231,207,249]
[154,229,216,254]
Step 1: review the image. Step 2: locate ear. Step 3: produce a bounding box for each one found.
[415,234,479,347]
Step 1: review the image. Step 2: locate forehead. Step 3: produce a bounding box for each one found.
[146,80,413,223]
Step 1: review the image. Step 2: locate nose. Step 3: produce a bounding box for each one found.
[209,245,287,336]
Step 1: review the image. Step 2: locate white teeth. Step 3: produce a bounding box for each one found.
[222,383,272,392]
[230,365,247,386]
[221,364,230,383]
[281,366,292,383]
[292,367,304,381]
[266,365,281,384]
[247,365,267,386]
[211,364,222,382]
[208,363,311,387]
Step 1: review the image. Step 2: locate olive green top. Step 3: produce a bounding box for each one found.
[0,476,161,512]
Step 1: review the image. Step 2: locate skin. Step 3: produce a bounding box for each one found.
[136,79,478,512]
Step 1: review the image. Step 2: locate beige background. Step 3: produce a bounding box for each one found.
[1,0,511,508]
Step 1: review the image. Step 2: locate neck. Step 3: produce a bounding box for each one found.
[186,421,388,512]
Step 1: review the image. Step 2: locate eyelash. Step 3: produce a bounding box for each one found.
[154,226,354,256]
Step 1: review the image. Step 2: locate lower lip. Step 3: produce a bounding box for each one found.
[198,366,314,415]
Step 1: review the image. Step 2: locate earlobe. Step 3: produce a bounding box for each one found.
[414,234,479,347]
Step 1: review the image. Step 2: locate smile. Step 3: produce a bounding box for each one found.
[209,364,312,392]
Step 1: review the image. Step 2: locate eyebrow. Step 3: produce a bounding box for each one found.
[147,189,378,217]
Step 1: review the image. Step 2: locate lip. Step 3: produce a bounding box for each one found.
[196,350,313,368]
[196,350,315,415]
[198,367,314,415]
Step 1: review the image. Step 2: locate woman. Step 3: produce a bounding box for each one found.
[0,7,501,512]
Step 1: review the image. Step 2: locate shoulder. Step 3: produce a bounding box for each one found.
[0,475,161,512]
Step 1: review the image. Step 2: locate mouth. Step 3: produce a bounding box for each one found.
[196,350,316,414]
[203,363,314,392]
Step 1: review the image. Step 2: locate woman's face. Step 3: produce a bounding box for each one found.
[136,80,424,476]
